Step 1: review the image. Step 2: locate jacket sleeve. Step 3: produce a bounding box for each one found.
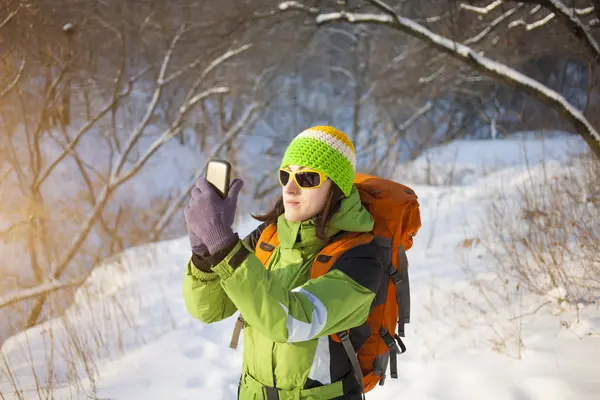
[210,239,385,343]
[182,223,268,324]
[182,260,238,323]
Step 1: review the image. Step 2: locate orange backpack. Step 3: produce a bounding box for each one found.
[254,173,421,394]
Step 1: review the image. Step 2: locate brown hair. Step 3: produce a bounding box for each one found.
[252,183,345,242]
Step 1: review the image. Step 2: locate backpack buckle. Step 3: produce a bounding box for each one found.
[388,264,403,287]
[379,327,400,353]
[337,330,350,342]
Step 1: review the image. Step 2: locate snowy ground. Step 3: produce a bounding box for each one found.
[1,134,599,399]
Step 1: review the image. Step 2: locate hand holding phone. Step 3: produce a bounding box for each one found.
[206,160,231,199]
[185,159,243,255]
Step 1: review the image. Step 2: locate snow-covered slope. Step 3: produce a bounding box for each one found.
[2,133,599,400]
[397,132,583,186]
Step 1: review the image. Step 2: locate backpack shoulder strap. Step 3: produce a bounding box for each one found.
[310,232,374,279]
[255,224,279,267]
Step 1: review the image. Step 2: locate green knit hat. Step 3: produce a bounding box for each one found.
[280,126,356,196]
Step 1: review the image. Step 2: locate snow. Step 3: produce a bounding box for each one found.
[459,1,503,15]
[2,134,600,399]
[396,131,586,186]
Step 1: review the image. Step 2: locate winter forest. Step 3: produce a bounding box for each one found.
[1,0,599,399]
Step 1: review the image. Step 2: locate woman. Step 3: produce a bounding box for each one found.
[183,126,385,399]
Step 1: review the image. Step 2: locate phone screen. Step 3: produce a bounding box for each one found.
[206,160,231,199]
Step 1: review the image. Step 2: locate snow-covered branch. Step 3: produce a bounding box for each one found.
[460,1,504,15]
[508,12,556,30]
[575,6,595,16]
[278,1,319,13]
[463,1,600,61]
[526,0,600,62]
[283,0,600,159]
[413,4,523,83]
[466,4,524,44]
[0,278,86,310]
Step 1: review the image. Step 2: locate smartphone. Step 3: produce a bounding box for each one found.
[206,160,231,199]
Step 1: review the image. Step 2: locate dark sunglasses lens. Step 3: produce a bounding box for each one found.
[279,170,290,186]
[296,172,321,188]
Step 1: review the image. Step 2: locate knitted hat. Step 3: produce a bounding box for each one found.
[280,126,356,196]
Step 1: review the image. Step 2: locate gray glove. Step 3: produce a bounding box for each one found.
[184,177,244,255]
[186,223,208,257]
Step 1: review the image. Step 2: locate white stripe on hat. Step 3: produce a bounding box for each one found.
[293,128,356,169]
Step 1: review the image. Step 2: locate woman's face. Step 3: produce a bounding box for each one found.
[281,165,332,222]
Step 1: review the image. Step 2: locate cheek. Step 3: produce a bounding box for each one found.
[304,187,329,209]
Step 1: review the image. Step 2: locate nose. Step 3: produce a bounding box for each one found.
[283,175,300,195]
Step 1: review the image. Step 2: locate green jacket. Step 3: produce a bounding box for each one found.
[182,187,385,399]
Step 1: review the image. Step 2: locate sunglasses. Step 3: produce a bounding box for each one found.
[278,168,328,189]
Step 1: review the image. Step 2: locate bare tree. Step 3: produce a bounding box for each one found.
[0,1,265,331]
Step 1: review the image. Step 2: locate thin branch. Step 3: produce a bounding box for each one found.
[93,14,127,153]
[185,88,229,111]
[0,5,20,30]
[419,66,445,83]
[287,1,600,159]
[0,56,26,101]
[0,166,13,187]
[34,67,143,188]
[460,1,504,15]
[46,129,107,184]
[177,44,254,113]
[420,12,451,23]
[0,219,30,238]
[509,300,551,321]
[369,101,434,172]
[0,278,86,310]
[330,66,356,85]
[163,44,253,85]
[112,24,187,178]
[399,101,434,130]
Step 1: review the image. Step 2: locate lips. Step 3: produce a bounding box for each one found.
[285,200,300,207]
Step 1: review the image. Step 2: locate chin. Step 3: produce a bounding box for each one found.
[284,210,305,222]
